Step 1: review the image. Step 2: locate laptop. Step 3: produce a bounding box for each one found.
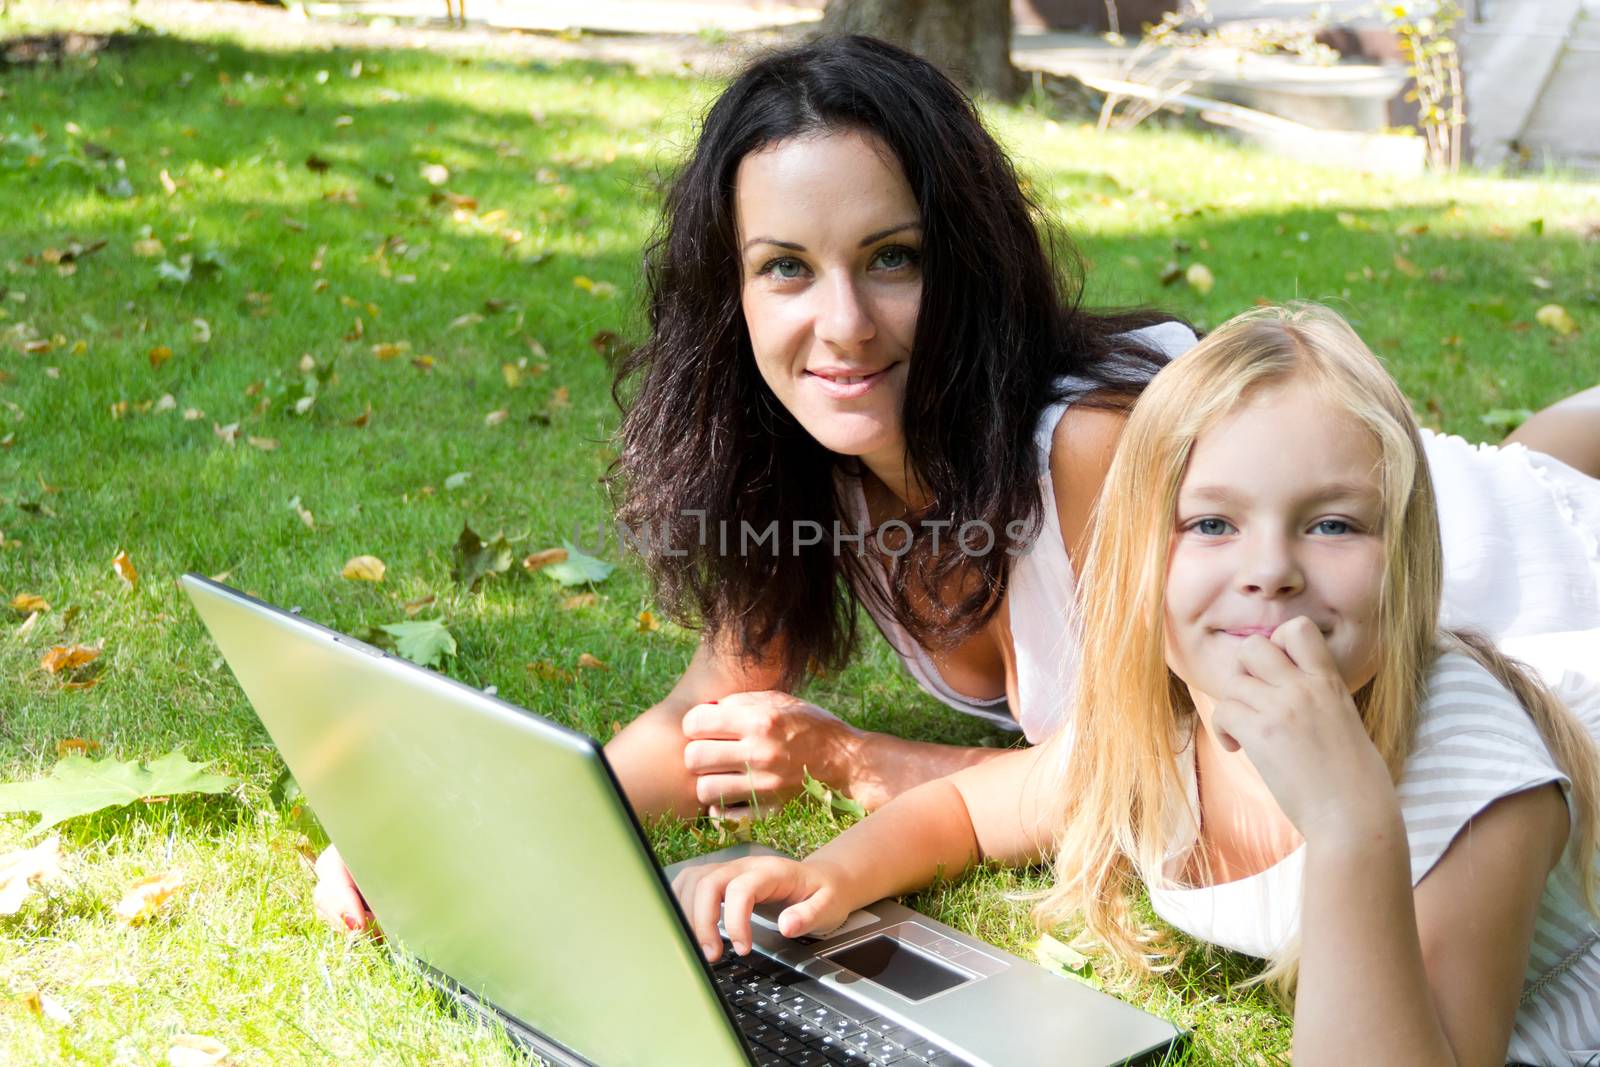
[183,574,1185,1067]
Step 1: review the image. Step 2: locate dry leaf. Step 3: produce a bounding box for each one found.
[246,436,279,451]
[17,612,41,638]
[420,163,449,186]
[522,548,567,572]
[561,593,598,611]
[527,661,574,683]
[576,653,609,672]
[1535,304,1578,336]
[0,835,63,915]
[341,556,386,582]
[636,610,660,633]
[159,168,178,195]
[113,868,186,925]
[549,387,570,409]
[402,594,436,617]
[184,408,204,421]
[132,237,164,257]
[11,592,49,613]
[154,394,177,413]
[149,345,173,369]
[1184,263,1214,295]
[41,644,101,674]
[167,1034,229,1067]
[56,737,101,758]
[501,363,521,388]
[112,550,138,590]
[370,341,409,360]
[1393,254,1423,278]
[288,496,314,529]
[213,422,239,446]
[18,989,73,1026]
[190,319,211,344]
[484,409,508,427]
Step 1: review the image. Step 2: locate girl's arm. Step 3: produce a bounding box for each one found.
[1296,783,1566,1067]
[674,744,1052,959]
[1214,622,1568,1066]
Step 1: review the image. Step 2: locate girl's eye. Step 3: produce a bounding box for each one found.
[872,246,919,271]
[1189,517,1233,537]
[1312,518,1353,536]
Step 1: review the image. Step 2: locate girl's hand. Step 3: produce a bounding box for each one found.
[1209,617,1396,841]
[671,855,855,962]
[681,692,861,815]
[312,844,376,935]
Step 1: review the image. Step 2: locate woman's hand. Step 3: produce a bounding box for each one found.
[1209,617,1397,841]
[681,691,862,815]
[312,844,375,934]
[671,855,856,962]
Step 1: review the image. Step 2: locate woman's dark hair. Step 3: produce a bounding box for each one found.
[613,34,1177,688]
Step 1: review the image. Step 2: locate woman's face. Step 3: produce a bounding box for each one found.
[734,128,922,467]
[1163,378,1388,701]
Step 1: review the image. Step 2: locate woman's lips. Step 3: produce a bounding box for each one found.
[805,365,891,400]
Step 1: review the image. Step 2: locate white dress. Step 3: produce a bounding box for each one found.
[1148,647,1600,1066]
[849,322,1600,742]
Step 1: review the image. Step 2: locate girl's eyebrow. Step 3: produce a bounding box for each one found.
[1181,481,1380,506]
[740,221,921,255]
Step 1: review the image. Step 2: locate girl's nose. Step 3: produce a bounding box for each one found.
[813,274,875,350]
[1238,535,1304,597]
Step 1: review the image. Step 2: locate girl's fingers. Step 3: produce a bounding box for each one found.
[778,888,831,939]
[723,866,786,954]
[1209,698,1252,753]
[1271,616,1341,677]
[690,866,738,959]
[1235,634,1299,684]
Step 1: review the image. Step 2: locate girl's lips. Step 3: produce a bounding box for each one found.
[805,365,891,400]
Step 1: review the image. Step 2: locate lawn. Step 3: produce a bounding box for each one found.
[1,6,1597,1065]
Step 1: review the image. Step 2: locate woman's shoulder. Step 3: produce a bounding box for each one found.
[1119,319,1199,360]
[1413,648,1552,750]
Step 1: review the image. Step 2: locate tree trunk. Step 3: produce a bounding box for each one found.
[822,0,1018,100]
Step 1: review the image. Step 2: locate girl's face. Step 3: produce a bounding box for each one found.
[733,128,922,467]
[1164,378,1387,701]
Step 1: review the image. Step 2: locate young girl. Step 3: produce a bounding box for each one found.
[673,304,1600,1064]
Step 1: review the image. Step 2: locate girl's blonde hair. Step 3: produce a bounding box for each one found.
[1033,302,1599,995]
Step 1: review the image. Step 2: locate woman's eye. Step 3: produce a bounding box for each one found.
[766,257,805,279]
[1190,518,1232,536]
[1312,518,1353,535]
[872,246,919,271]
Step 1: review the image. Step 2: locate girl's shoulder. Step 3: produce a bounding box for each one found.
[1399,648,1571,884]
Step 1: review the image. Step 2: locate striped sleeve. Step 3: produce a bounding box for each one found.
[1396,652,1572,886]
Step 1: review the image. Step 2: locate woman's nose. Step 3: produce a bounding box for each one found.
[813,273,875,349]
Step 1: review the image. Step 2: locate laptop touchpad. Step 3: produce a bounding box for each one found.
[824,935,972,1002]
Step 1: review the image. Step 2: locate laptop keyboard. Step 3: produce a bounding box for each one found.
[710,941,972,1067]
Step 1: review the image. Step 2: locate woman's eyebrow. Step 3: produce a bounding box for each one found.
[740,221,921,255]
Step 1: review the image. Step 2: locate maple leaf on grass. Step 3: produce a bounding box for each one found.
[450,522,513,591]
[541,540,613,587]
[377,618,456,669]
[0,750,237,837]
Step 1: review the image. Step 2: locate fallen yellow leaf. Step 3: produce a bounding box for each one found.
[522,548,567,572]
[561,593,598,611]
[11,592,49,613]
[370,341,410,360]
[132,237,164,257]
[577,653,609,672]
[112,550,138,590]
[1535,303,1578,336]
[213,422,239,446]
[17,988,73,1026]
[167,1034,229,1067]
[549,387,570,409]
[501,362,522,388]
[114,868,186,925]
[1185,263,1214,295]
[41,644,101,674]
[402,594,436,617]
[1393,254,1423,278]
[636,610,660,633]
[246,436,279,451]
[341,556,386,582]
[527,660,575,683]
[0,835,63,916]
[149,345,173,369]
[484,409,509,427]
[56,737,101,758]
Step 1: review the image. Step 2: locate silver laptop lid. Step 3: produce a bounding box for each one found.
[183,575,750,1067]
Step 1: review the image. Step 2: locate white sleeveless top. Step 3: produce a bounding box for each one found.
[1148,647,1600,1066]
[849,322,1600,743]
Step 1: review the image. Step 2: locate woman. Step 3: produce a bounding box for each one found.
[313,35,1600,929]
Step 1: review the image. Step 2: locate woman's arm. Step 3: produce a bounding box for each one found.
[1296,784,1566,1067]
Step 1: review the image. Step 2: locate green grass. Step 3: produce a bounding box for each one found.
[1,8,1598,1065]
